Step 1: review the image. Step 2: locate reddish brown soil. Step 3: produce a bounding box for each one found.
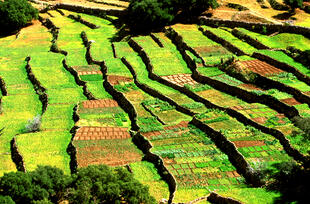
[162,74,198,86]
[194,45,229,55]
[73,65,99,72]
[74,126,130,140]
[77,148,141,167]
[82,99,118,108]
[232,140,265,148]
[281,98,302,106]
[241,60,284,76]
[240,84,263,91]
[107,75,132,85]
[252,117,269,124]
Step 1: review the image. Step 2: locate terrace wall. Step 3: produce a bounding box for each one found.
[231,28,271,50]
[198,27,247,56]
[207,192,243,204]
[252,52,310,87]
[10,137,26,172]
[67,105,80,174]
[165,27,310,168]
[68,14,100,29]
[199,17,310,37]
[98,60,177,203]
[62,59,96,100]
[0,76,8,96]
[25,57,49,114]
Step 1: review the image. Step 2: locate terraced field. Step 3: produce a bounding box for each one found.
[1,5,310,204]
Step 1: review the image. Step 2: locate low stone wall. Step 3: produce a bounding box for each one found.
[0,77,8,96]
[165,27,310,168]
[10,137,26,172]
[68,14,100,29]
[231,28,270,49]
[25,57,48,114]
[150,33,164,48]
[286,46,310,68]
[207,192,242,204]
[199,17,310,37]
[252,52,310,87]
[198,27,247,56]
[191,118,264,187]
[67,105,80,174]
[54,3,126,17]
[62,59,96,100]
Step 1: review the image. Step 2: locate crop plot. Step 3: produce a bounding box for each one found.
[2,4,310,203]
[240,60,284,76]
[162,74,198,86]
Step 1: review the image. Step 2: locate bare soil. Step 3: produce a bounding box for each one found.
[82,99,119,109]
[74,126,130,140]
[232,140,265,148]
[162,74,198,87]
[241,60,284,76]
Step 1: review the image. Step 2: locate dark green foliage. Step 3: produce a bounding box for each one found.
[69,165,156,204]
[0,0,38,34]
[126,0,218,32]
[0,196,15,204]
[261,162,310,203]
[292,116,310,140]
[0,165,155,204]
[283,0,304,11]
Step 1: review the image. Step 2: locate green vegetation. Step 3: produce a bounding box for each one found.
[126,0,218,31]
[0,165,156,204]
[0,0,38,34]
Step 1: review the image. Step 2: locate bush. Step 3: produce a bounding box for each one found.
[0,0,38,34]
[25,115,41,133]
[125,0,218,32]
[0,165,156,204]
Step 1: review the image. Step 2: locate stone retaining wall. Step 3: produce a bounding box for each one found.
[25,57,48,114]
[62,59,96,100]
[67,105,80,174]
[10,137,26,172]
[252,52,310,87]
[0,77,8,96]
[199,17,310,37]
[231,28,270,49]
[68,14,100,29]
[207,192,243,204]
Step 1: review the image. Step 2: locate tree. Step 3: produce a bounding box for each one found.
[0,0,38,34]
[283,0,304,13]
[125,0,218,32]
[0,165,156,204]
[68,165,156,204]
[0,196,15,204]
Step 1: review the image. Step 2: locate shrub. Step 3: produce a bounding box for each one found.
[0,0,38,34]
[25,115,41,133]
[125,0,218,32]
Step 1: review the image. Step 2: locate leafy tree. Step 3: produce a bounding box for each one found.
[283,0,304,12]
[0,165,155,204]
[69,165,156,204]
[125,0,218,32]
[0,0,38,34]
[262,161,310,203]
[0,195,15,204]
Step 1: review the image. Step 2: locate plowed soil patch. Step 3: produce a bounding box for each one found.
[240,84,263,91]
[162,74,197,86]
[82,99,118,108]
[252,117,268,124]
[241,60,284,76]
[107,75,132,85]
[75,126,130,140]
[232,140,265,148]
[78,70,102,75]
[73,65,99,72]
[281,98,301,106]
[194,45,229,55]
